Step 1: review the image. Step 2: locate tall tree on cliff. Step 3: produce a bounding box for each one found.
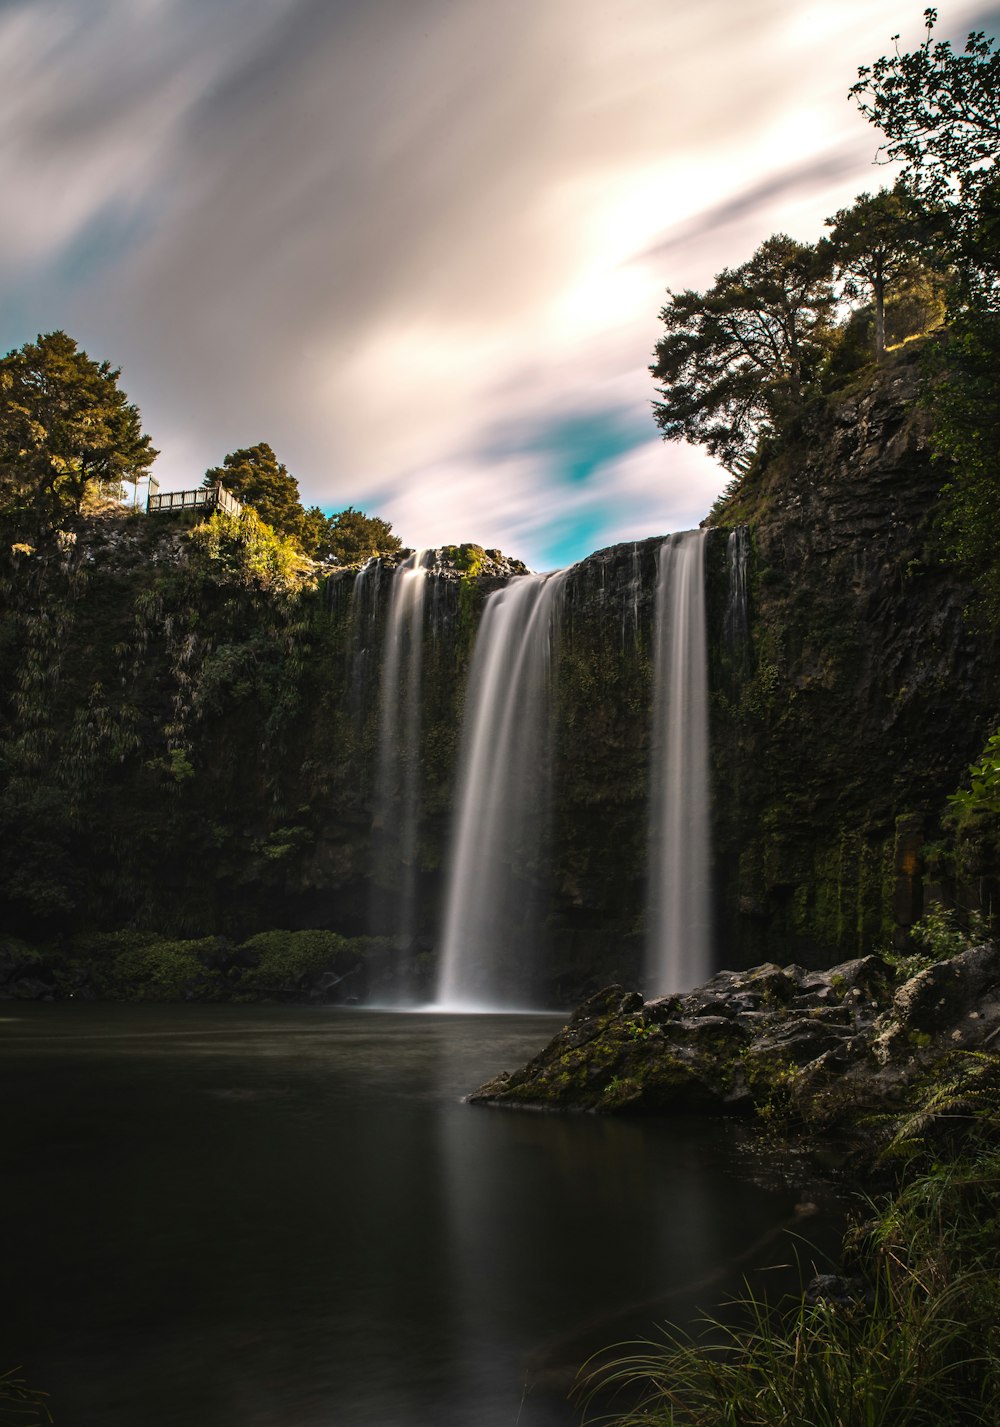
[651,235,836,472]
[854,12,1000,624]
[0,331,157,525]
[825,185,945,355]
[851,8,1000,306]
[202,443,303,538]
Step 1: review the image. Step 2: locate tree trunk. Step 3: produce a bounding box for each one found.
[874,275,886,358]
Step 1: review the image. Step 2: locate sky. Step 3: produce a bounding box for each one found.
[1,0,995,569]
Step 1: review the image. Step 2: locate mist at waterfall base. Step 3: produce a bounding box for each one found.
[360,530,717,1011]
[3,1004,835,1427]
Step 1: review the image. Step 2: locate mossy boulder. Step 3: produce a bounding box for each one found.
[468,945,1000,1143]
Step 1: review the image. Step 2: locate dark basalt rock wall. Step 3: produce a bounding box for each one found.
[708,348,1000,969]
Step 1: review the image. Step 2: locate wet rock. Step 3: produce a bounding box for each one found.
[804,954,892,998]
[467,942,1000,1131]
[569,985,641,1022]
[891,943,1000,1031]
[804,1274,867,1307]
[745,1017,854,1068]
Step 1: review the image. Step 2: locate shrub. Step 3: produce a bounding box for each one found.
[238,929,353,992]
[104,936,219,1000]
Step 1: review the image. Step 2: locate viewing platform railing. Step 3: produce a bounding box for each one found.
[147,483,243,518]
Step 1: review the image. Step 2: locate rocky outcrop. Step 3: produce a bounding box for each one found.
[468,945,1000,1136]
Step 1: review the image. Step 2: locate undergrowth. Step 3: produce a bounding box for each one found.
[577,1056,1000,1426]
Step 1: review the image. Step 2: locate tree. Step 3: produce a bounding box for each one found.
[851,9,1000,304]
[0,331,157,524]
[319,507,402,563]
[825,185,943,355]
[854,15,1000,623]
[651,235,836,472]
[202,443,303,538]
[298,505,330,558]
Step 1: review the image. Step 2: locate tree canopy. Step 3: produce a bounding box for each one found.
[652,15,1000,494]
[851,9,1000,304]
[202,443,303,538]
[0,331,157,526]
[200,448,402,564]
[850,14,1000,625]
[313,507,403,563]
[651,235,836,473]
[825,185,943,354]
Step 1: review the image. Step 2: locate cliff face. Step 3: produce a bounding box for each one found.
[710,348,999,966]
[1,352,996,996]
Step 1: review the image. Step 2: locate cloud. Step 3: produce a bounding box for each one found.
[637,144,879,272]
[0,0,988,563]
[382,428,725,572]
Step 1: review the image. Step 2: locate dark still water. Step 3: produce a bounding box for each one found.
[2,1006,836,1426]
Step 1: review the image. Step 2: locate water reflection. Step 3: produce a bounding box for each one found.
[1,1007,838,1426]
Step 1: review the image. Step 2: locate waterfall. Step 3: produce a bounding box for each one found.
[646,530,711,995]
[622,540,643,647]
[347,557,382,722]
[435,568,570,1011]
[371,551,430,971]
[724,526,750,650]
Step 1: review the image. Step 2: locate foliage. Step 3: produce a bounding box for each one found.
[928,313,1000,627]
[313,506,403,563]
[238,928,355,991]
[200,448,404,565]
[102,937,216,999]
[847,15,1000,628]
[188,507,309,592]
[583,1276,983,1427]
[851,10,1000,307]
[579,1139,1000,1426]
[298,503,331,557]
[0,331,157,527]
[948,727,1000,818]
[202,443,304,539]
[824,185,946,354]
[651,235,836,473]
[869,1050,1000,1163]
[44,928,380,1000]
[0,1366,51,1426]
[908,905,989,961]
[441,543,488,576]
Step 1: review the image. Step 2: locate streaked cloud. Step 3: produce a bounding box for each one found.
[0,0,986,566]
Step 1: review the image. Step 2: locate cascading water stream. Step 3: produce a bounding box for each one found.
[435,568,570,1011]
[646,530,711,995]
[724,526,750,650]
[371,551,430,972]
[347,557,382,722]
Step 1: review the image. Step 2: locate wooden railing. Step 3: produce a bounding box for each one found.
[147,483,243,517]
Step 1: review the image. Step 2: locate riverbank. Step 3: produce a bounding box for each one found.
[466,937,1000,1425]
[0,927,415,1005]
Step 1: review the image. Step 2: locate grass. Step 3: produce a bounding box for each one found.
[0,1368,51,1426]
[577,1061,1000,1427]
